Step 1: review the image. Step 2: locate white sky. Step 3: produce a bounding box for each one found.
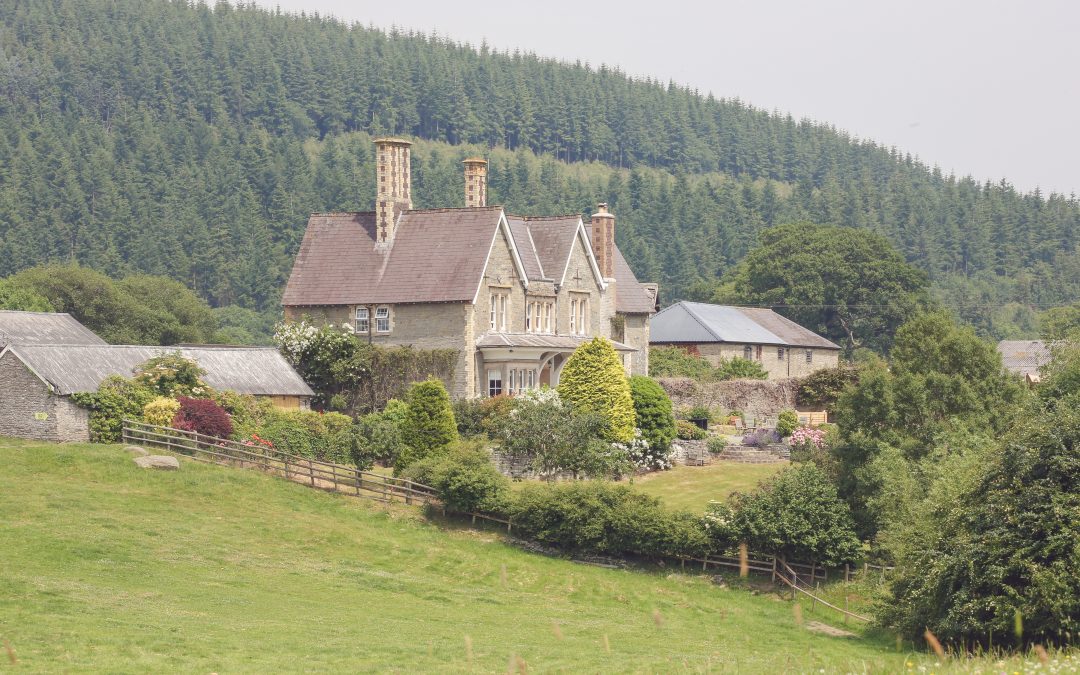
[256,0,1080,195]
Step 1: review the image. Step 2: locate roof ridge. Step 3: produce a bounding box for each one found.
[404,205,504,214]
[676,301,726,342]
[310,211,376,217]
[515,214,582,222]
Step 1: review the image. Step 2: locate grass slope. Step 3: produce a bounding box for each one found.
[631,461,787,514]
[0,441,987,672]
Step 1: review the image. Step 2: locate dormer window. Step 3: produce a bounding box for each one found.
[375,306,391,333]
[355,307,370,334]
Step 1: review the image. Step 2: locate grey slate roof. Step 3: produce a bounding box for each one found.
[0,310,106,348]
[650,302,840,350]
[283,207,657,315]
[4,344,314,397]
[997,340,1052,377]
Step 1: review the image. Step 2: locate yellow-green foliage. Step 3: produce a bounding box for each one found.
[557,337,635,442]
[142,397,181,427]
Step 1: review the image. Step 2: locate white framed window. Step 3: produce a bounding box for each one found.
[570,294,589,335]
[490,291,509,332]
[355,306,369,333]
[569,299,577,335]
[508,369,515,393]
[743,345,753,360]
[805,349,813,363]
[375,306,390,333]
[777,347,785,361]
[532,302,541,333]
[527,370,535,388]
[525,302,533,332]
[487,370,502,397]
[543,302,551,332]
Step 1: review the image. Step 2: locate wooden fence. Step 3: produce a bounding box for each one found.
[121,419,885,618]
[774,558,871,624]
[121,419,438,506]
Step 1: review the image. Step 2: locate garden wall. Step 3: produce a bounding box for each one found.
[657,377,799,427]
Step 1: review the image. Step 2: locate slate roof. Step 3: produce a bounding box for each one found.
[3,344,314,397]
[283,207,657,315]
[282,207,506,306]
[997,340,1052,377]
[0,310,106,348]
[650,302,840,350]
[476,333,637,352]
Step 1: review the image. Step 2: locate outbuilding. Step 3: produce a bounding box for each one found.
[649,301,841,379]
[0,344,314,442]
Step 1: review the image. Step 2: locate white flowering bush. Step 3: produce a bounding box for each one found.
[615,427,673,471]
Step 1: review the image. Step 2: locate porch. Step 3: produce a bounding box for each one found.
[475,333,637,397]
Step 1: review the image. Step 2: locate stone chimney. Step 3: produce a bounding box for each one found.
[590,203,616,279]
[374,138,412,243]
[463,158,488,208]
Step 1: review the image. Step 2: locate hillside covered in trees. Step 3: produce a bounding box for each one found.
[1,0,1077,339]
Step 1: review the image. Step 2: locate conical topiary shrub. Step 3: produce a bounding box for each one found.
[557,337,636,442]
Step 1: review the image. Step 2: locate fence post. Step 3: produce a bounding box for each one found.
[844,563,850,583]
[355,469,361,497]
[308,459,315,486]
[772,557,777,583]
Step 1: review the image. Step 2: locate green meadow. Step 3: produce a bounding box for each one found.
[0,440,1070,673]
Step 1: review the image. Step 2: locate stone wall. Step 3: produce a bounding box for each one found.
[0,351,89,442]
[658,377,800,426]
[695,342,840,380]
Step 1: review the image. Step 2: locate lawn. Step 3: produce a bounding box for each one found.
[630,460,787,513]
[0,439,1061,673]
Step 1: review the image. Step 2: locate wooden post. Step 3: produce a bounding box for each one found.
[772,557,778,583]
[844,563,850,583]
[308,459,315,486]
[283,457,290,481]
[355,469,361,496]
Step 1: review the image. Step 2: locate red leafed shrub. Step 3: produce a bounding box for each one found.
[172,397,233,439]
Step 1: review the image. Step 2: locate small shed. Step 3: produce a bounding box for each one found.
[0,344,314,442]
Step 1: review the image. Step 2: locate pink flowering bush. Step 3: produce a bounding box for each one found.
[789,426,826,452]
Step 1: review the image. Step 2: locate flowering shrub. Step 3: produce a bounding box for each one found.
[614,428,673,471]
[742,428,781,447]
[71,375,156,443]
[134,352,209,398]
[172,397,234,438]
[776,409,799,437]
[243,433,274,450]
[788,426,826,452]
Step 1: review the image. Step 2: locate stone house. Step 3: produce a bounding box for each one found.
[650,301,841,379]
[0,344,315,442]
[281,138,658,399]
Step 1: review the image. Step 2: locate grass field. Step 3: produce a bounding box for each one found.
[630,461,787,513]
[0,440,1068,673]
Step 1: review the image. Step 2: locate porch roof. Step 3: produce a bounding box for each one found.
[476,333,637,353]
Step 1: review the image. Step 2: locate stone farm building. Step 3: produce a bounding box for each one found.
[282,138,659,399]
[650,301,841,379]
[0,343,314,442]
[0,310,107,349]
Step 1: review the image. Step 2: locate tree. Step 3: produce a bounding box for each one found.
[1041,302,1080,341]
[628,376,676,453]
[880,382,1080,648]
[399,379,458,465]
[496,388,627,479]
[714,223,931,354]
[557,337,636,442]
[709,463,861,566]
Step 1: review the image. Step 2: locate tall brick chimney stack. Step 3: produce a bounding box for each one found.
[374,138,412,244]
[463,158,488,208]
[590,203,616,279]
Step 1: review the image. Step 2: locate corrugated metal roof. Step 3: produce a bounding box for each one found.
[997,340,1052,377]
[650,302,841,350]
[5,344,314,396]
[0,310,106,348]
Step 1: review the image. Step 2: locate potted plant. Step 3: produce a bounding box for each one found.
[727,409,744,426]
[688,404,711,431]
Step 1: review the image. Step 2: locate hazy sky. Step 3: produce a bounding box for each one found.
[256,0,1079,195]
